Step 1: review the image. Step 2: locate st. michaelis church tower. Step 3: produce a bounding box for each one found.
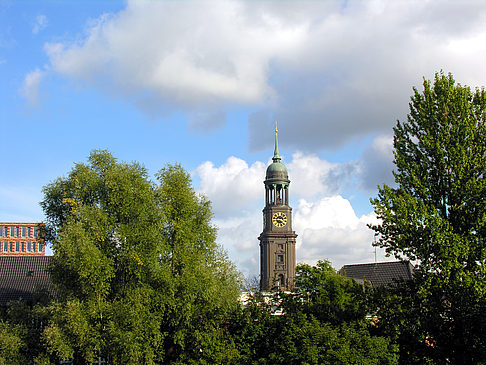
[259,124,297,291]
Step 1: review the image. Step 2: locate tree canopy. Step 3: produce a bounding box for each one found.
[40,150,241,364]
[227,261,398,365]
[371,72,486,364]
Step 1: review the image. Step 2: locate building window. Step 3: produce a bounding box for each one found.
[27,241,32,252]
[16,227,20,237]
[277,244,283,250]
[3,241,7,252]
[4,227,7,237]
[33,227,38,238]
[38,243,43,252]
[278,274,285,287]
[32,242,36,252]
[27,227,31,237]
[277,255,284,263]
[21,242,25,252]
[22,227,27,237]
[9,242,13,251]
[15,242,20,252]
[10,226,15,237]
[0,226,3,237]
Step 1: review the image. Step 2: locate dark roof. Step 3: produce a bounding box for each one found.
[339,261,414,287]
[0,256,54,306]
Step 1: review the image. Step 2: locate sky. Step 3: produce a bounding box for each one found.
[2,0,486,278]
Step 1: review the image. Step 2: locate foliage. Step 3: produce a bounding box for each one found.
[0,301,54,365]
[40,150,241,364]
[370,281,436,365]
[227,262,398,364]
[290,260,370,324]
[0,319,26,365]
[371,72,486,364]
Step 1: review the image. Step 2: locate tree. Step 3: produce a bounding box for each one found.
[0,319,26,365]
[371,72,486,364]
[289,260,370,324]
[227,262,397,364]
[40,150,241,364]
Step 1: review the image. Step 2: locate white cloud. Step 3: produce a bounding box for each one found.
[197,151,394,276]
[196,156,266,216]
[294,196,391,269]
[212,190,392,278]
[288,152,356,198]
[44,1,304,110]
[19,68,45,106]
[41,0,486,145]
[214,212,261,278]
[32,14,48,34]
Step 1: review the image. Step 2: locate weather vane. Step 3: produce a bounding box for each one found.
[275,121,278,136]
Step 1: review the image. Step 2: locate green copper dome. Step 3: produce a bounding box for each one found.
[266,161,288,178]
[265,123,289,181]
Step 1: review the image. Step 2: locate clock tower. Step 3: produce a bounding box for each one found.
[259,124,297,291]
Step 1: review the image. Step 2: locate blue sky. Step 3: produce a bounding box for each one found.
[2,0,486,277]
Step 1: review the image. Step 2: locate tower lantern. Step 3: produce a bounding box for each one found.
[259,123,297,291]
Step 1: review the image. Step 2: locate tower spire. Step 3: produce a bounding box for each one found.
[259,121,296,291]
[273,121,281,162]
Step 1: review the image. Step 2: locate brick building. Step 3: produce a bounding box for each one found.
[0,222,45,256]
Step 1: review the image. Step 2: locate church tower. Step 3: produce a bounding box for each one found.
[259,124,297,291]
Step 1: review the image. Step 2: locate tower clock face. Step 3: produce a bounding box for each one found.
[272,212,287,227]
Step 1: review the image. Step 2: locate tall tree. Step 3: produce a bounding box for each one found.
[371,72,486,364]
[40,151,241,364]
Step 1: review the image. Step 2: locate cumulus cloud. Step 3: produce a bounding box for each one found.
[19,68,44,106]
[196,151,359,218]
[214,212,261,278]
[293,196,387,269]
[212,190,391,277]
[39,0,486,150]
[44,1,304,113]
[32,14,48,34]
[288,152,356,198]
[196,156,266,216]
[244,1,486,150]
[42,0,486,147]
[197,151,394,276]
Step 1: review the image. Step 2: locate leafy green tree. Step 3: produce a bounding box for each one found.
[40,150,241,364]
[228,262,397,364]
[0,300,54,364]
[154,164,241,364]
[289,260,370,324]
[371,72,486,364]
[0,319,26,365]
[226,292,277,364]
[370,281,435,365]
[267,315,397,365]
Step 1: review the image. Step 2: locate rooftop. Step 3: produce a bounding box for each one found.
[0,256,54,306]
[339,261,414,287]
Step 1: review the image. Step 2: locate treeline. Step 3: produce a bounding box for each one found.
[2,71,486,364]
[0,151,395,364]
